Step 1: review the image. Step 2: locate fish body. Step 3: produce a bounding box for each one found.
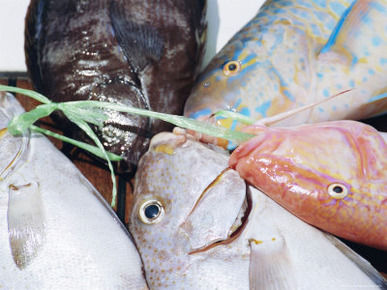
[129,131,386,289]
[185,0,387,130]
[230,120,387,250]
[25,0,206,170]
[0,92,147,288]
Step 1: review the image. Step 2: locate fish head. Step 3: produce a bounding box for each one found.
[231,121,387,246]
[184,33,288,130]
[129,132,252,288]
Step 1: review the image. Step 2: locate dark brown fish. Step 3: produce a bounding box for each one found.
[25,0,206,171]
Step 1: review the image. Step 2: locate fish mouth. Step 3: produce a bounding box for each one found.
[189,186,252,254]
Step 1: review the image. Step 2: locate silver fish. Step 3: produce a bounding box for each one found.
[0,92,147,289]
[129,131,387,289]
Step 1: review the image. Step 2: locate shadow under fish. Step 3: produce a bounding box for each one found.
[24,0,206,172]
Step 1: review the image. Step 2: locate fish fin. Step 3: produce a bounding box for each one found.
[323,234,387,288]
[249,236,297,290]
[7,181,46,269]
[109,1,164,72]
[320,0,387,61]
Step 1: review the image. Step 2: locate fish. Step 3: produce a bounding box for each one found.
[24,0,206,171]
[185,0,387,131]
[230,120,387,250]
[129,131,387,289]
[0,92,147,289]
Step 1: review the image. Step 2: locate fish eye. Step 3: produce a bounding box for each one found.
[223,60,241,76]
[203,82,210,88]
[327,183,349,199]
[139,200,165,224]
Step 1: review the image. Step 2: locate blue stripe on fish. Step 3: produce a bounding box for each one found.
[283,90,295,102]
[255,101,272,117]
[240,107,251,117]
[189,108,212,119]
[320,1,357,54]
[368,93,387,103]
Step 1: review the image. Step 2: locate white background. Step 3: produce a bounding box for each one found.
[0,0,265,72]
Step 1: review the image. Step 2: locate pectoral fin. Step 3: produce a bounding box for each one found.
[249,236,297,289]
[109,1,164,72]
[8,181,46,269]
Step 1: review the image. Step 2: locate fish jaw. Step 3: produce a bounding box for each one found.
[129,132,252,288]
[230,121,387,250]
[88,81,151,170]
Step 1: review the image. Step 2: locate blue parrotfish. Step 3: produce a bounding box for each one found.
[185,0,387,131]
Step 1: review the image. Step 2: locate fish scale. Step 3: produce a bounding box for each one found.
[185,0,387,132]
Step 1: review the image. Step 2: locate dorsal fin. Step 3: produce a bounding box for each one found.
[109,1,164,72]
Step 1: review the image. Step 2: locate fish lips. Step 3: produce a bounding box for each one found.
[179,168,252,254]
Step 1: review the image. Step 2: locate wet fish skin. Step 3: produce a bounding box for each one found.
[230,120,387,250]
[185,0,387,130]
[0,92,147,288]
[129,131,386,289]
[25,0,206,171]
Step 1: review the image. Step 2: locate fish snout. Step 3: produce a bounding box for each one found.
[90,81,152,172]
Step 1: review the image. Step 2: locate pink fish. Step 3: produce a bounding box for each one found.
[229,120,387,250]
